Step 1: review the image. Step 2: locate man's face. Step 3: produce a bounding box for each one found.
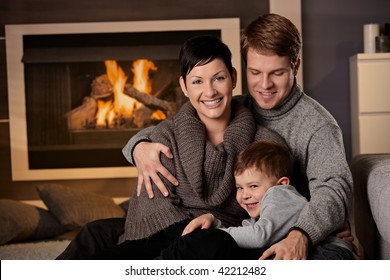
[246,48,298,110]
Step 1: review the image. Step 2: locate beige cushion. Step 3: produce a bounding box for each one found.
[0,199,66,245]
[36,184,125,230]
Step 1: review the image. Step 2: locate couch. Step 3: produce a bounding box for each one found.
[350,154,390,260]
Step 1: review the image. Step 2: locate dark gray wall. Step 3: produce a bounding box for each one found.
[302,0,390,160]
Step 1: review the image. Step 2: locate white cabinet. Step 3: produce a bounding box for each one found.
[350,53,390,156]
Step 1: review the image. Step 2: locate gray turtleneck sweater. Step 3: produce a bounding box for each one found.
[122,100,284,240]
[124,83,353,246]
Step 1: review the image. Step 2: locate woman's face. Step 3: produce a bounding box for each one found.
[180,58,236,125]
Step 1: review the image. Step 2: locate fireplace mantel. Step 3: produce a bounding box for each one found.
[5,18,241,181]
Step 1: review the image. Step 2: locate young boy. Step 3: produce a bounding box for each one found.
[157,141,307,259]
[181,140,306,249]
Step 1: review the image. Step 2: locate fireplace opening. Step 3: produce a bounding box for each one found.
[23,30,220,169]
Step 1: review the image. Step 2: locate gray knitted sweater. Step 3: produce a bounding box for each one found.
[122,100,284,240]
[213,185,308,249]
[240,82,353,245]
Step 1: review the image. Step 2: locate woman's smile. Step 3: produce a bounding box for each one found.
[201,97,223,107]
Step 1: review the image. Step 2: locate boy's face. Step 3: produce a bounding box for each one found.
[245,48,299,110]
[235,167,279,219]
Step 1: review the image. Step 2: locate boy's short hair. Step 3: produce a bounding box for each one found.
[234,141,294,179]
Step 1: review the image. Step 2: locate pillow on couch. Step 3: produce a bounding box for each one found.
[36,184,125,230]
[0,199,67,245]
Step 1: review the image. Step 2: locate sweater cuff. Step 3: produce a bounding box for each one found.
[289,226,313,248]
[131,139,152,166]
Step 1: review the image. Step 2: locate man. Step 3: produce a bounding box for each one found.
[126,13,354,259]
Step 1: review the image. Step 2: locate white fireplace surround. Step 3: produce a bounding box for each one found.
[5,1,302,181]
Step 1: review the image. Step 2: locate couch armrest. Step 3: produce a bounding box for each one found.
[350,154,390,259]
[366,160,390,242]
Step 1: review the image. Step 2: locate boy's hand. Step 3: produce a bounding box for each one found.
[182,214,214,236]
[133,141,178,198]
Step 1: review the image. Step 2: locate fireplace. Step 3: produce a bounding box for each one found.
[5,19,241,180]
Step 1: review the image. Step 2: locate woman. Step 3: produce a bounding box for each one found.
[57,35,284,259]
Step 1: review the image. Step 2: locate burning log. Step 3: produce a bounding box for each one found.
[91,74,113,98]
[90,73,182,117]
[123,82,180,117]
[66,59,186,130]
[66,96,97,130]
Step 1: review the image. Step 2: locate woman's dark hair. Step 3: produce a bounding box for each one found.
[179,35,233,83]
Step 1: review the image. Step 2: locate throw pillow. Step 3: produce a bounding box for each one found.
[31,208,69,240]
[36,184,125,230]
[0,199,66,245]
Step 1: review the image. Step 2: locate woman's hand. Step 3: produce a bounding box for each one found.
[182,214,214,236]
[133,141,178,198]
[259,230,309,260]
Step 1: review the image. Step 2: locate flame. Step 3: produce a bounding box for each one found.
[105,60,141,118]
[96,100,113,127]
[151,110,166,120]
[132,59,158,94]
[95,59,165,128]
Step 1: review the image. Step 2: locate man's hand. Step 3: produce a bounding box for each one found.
[335,222,362,258]
[259,230,309,260]
[182,214,214,236]
[133,141,178,198]
[335,222,353,241]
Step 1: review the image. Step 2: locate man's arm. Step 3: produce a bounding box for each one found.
[260,230,309,260]
[295,124,353,244]
[262,125,353,259]
[122,126,155,165]
[122,126,178,198]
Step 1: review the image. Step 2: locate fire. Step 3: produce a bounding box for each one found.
[95,59,165,128]
[132,59,158,94]
[96,100,113,127]
[151,110,166,120]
